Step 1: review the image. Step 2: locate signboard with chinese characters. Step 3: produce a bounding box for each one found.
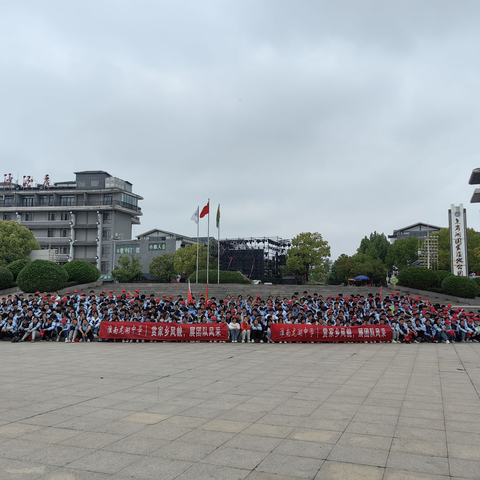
[270,324,392,342]
[99,321,229,341]
[449,204,468,276]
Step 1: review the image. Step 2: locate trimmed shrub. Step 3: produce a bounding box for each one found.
[63,261,100,284]
[188,269,252,284]
[17,260,68,293]
[471,277,480,289]
[441,276,480,299]
[397,267,440,291]
[6,258,31,280]
[435,270,454,283]
[0,267,14,290]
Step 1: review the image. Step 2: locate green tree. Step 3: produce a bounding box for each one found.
[432,228,480,273]
[174,244,213,276]
[149,253,176,282]
[385,237,418,270]
[357,232,390,263]
[112,255,142,282]
[0,221,39,266]
[329,254,355,284]
[286,232,330,282]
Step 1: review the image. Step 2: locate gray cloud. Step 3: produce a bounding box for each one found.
[1,0,480,259]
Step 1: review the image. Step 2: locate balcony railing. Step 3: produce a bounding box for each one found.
[0,199,141,212]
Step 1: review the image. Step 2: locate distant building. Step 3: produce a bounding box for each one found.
[388,222,443,243]
[0,171,142,276]
[469,168,480,202]
[114,229,197,279]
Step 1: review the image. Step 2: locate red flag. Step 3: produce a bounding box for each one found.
[187,280,193,305]
[205,284,209,304]
[200,201,209,218]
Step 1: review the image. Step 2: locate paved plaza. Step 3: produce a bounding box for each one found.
[1,343,480,479]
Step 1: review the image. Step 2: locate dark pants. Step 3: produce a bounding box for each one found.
[0,331,14,341]
[251,329,263,343]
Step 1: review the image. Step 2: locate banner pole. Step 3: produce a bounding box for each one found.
[206,198,210,297]
[217,204,220,284]
[196,206,199,284]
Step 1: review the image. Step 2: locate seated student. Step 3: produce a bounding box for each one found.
[423,319,436,343]
[228,317,240,342]
[471,318,480,342]
[412,318,426,343]
[67,318,80,343]
[456,319,469,343]
[433,318,450,343]
[240,316,251,343]
[390,318,400,343]
[78,319,94,342]
[396,318,411,343]
[0,317,16,341]
[20,317,42,343]
[40,317,53,341]
[251,318,263,343]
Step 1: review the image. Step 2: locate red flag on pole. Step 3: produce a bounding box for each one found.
[187,280,193,305]
[200,201,209,218]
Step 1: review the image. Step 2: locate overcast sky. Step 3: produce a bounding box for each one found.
[1,0,479,260]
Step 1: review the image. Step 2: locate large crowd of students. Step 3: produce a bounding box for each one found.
[1,289,479,344]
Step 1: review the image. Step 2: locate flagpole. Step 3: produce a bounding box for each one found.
[217,204,220,284]
[207,198,210,292]
[196,206,199,284]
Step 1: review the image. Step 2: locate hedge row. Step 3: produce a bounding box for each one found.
[398,267,480,299]
[2,259,101,293]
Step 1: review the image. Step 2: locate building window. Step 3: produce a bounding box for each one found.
[121,193,138,210]
[60,229,68,238]
[3,213,11,221]
[61,212,69,221]
[102,227,111,240]
[22,197,34,207]
[103,195,113,205]
[4,196,13,207]
[101,261,110,274]
[47,229,55,238]
[148,243,166,251]
[48,212,56,221]
[25,213,34,221]
[60,196,75,206]
[101,244,111,257]
[103,212,112,224]
[59,245,70,255]
[39,195,53,206]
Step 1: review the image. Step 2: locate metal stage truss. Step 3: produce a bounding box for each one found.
[218,237,291,283]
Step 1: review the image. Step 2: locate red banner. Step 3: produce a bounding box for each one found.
[271,324,392,342]
[99,321,229,341]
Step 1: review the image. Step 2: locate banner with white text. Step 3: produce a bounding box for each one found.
[99,321,229,341]
[271,324,392,342]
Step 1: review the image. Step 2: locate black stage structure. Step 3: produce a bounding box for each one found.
[218,237,291,283]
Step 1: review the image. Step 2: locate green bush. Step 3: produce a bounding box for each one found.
[397,267,440,291]
[6,258,31,280]
[0,267,14,290]
[188,269,252,284]
[471,277,480,289]
[435,270,454,283]
[17,260,68,293]
[63,261,100,284]
[441,276,480,299]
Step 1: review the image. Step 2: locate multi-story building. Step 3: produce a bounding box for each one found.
[0,171,142,275]
[388,222,443,242]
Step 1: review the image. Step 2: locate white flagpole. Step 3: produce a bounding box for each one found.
[196,206,199,284]
[207,198,210,289]
[217,204,220,284]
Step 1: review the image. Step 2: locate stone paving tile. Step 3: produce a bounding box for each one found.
[315,460,384,480]
[383,470,451,480]
[176,462,250,480]
[256,453,324,479]
[386,452,450,476]
[118,455,194,480]
[327,444,389,467]
[391,438,448,457]
[449,458,480,479]
[201,446,269,470]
